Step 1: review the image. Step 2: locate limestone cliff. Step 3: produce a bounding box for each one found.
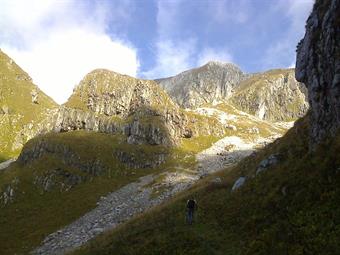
[230,69,309,121]
[156,61,309,122]
[296,0,340,146]
[64,69,191,146]
[0,50,58,160]
[156,61,245,109]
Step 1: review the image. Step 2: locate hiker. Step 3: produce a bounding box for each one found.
[186,198,197,225]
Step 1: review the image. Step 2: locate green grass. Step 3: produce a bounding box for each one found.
[0,50,58,160]
[0,127,222,255]
[0,131,169,254]
[70,116,340,255]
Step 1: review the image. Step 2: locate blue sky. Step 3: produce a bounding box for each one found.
[0,0,314,103]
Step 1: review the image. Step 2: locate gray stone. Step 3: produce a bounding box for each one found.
[256,154,280,176]
[210,177,222,184]
[231,177,246,192]
[31,89,39,104]
[156,61,245,109]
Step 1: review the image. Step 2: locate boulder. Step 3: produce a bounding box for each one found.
[256,154,280,175]
[231,176,246,192]
[210,177,222,184]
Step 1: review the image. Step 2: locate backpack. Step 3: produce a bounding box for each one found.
[187,199,196,209]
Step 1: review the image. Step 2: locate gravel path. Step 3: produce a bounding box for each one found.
[31,135,277,255]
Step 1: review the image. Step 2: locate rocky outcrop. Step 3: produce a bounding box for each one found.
[114,151,166,169]
[33,168,88,193]
[50,107,120,134]
[296,0,340,146]
[156,62,309,122]
[65,69,191,146]
[31,89,39,104]
[230,69,309,121]
[0,177,19,206]
[17,139,107,176]
[256,154,280,176]
[156,61,245,108]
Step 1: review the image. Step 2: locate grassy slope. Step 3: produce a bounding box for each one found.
[0,127,224,255]
[71,116,340,255]
[0,50,57,161]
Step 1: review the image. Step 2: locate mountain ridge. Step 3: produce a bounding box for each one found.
[0,42,320,255]
[155,61,309,122]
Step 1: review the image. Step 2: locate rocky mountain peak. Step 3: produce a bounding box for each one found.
[204,60,240,69]
[63,69,190,146]
[156,61,245,109]
[66,69,178,118]
[296,0,340,147]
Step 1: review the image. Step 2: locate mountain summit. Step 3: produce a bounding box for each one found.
[156,61,245,108]
[156,62,309,122]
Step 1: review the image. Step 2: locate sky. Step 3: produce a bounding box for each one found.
[0,0,314,104]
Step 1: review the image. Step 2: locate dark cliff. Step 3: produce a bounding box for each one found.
[296,0,340,146]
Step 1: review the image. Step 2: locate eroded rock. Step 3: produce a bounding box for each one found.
[296,0,340,147]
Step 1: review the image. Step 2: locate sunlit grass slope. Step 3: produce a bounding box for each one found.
[0,50,58,161]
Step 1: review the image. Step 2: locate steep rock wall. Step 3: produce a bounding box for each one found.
[296,0,340,146]
[230,69,309,121]
[157,61,245,108]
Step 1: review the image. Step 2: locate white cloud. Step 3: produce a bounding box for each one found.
[263,0,313,69]
[0,0,139,104]
[208,0,249,24]
[197,48,233,66]
[144,0,234,79]
[142,39,196,79]
[156,0,184,39]
[142,0,195,79]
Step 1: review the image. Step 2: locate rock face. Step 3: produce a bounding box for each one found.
[296,0,340,146]
[50,107,120,134]
[230,69,309,121]
[156,61,309,122]
[156,61,245,108]
[17,139,107,176]
[65,69,190,146]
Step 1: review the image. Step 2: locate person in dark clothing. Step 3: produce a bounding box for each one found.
[186,199,197,225]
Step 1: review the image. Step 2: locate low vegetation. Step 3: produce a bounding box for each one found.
[71,116,340,255]
[0,128,224,254]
